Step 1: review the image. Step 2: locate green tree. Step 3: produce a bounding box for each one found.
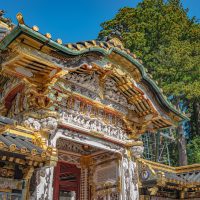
[187,136,200,164]
[99,0,200,165]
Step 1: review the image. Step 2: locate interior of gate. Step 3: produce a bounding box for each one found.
[54,138,121,200]
[54,162,80,200]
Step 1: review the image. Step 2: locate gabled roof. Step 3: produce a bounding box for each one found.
[0,116,57,166]
[0,132,44,156]
[138,158,200,191]
[0,13,188,125]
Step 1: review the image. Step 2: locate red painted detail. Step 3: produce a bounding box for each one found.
[53,161,81,200]
[4,84,24,109]
[53,162,60,200]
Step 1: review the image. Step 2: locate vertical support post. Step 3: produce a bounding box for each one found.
[53,162,60,200]
[21,180,27,200]
[80,168,89,200]
[120,145,144,200]
[23,166,34,200]
[121,150,138,200]
[177,123,188,166]
[29,166,56,200]
[180,190,185,199]
[155,131,160,162]
[166,140,171,166]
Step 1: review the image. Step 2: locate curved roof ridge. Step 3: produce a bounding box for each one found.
[0,17,188,122]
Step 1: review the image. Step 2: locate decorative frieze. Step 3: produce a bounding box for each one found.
[57,138,100,155]
[59,96,129,140]
[54,129,123,153]
[60,110,127,140]
[23,116,58,132]
[0,168,14,178]
[104,78,135,111]
[66,71,100,94]
[58,74,135,114]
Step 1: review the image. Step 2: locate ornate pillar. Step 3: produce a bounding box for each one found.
[121,145,144,200]
[30,167,55,200]
[31,153,57,200]
[80,168,89,200]
[28,114,58,200]
[80,155,91,200]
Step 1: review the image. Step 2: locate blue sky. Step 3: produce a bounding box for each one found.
[1,0,200,43]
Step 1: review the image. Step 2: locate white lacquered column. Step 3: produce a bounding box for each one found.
[120,145,144,200]
[30,131,59,200]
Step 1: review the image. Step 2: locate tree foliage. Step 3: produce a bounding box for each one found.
[187,136,200,164]
[99,0,200,164]
[99,0,200,99]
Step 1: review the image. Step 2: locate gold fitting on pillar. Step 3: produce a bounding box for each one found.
[80,155,92,168]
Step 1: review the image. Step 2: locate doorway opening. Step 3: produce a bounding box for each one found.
[54,162,80,200]
[53,136,120,200]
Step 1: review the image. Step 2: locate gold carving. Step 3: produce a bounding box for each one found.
[80,155,92,168]
[148,186,158,195]
[23,166,34,180]
[125,140,143,147]
[157,171,166,187]
[23,110,58,119]
[16,13,24,24]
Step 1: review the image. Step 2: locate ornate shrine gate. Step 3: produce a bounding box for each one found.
[0,13,187,200]
[41,127,141,200]
[53,135,122,200]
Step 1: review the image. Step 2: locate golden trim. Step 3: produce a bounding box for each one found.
[4,128,34,139]
[125,140,143,147]
[138,158,200,173]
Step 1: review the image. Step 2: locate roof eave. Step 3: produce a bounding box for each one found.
[0,24,189,122]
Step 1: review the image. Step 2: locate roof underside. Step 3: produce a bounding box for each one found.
[0,22,188,126]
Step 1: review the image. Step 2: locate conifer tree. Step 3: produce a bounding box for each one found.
[99,0,200,165]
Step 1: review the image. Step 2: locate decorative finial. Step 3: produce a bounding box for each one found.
[0,10,5,17]
[0,10,13,27]
[56,38,62,44]
[16,12,24,24]
[45,33,51,39]
[133,54,137,59]
[138,59,143,64]
[103,30,124,47]
[32,25,39,32]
